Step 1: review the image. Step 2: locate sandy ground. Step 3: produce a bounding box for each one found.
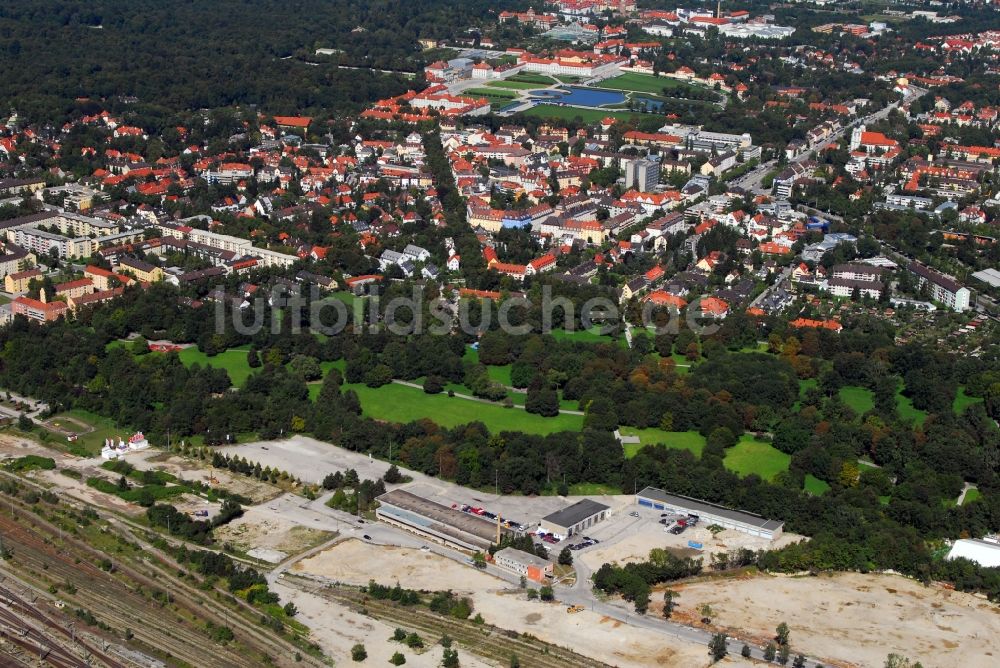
[669,572,1000,668]
[272,579,499,668]
[293,539,502,592]
[293,539,723,668]
[213,508,333,557]
[31,468,142,515]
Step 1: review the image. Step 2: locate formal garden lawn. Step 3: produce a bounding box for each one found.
[341,382,584,435]
[508,72,557,85]
[619,427,705,458]
[600,72,707,96]
[804,474,831,496]
[486,80,544,90]
[723,437,791,481]
[466,87,517,99]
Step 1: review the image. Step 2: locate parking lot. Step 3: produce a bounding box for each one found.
[576,503,802,570]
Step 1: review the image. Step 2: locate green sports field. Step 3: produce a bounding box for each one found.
[723,437,791,481]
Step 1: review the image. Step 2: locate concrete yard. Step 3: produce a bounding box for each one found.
[670,572,1000,668]
[577,505,805,570]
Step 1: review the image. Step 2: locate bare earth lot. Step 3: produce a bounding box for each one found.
[272,578,499,668]
[670,572,1000,668]
[213,507,333,559]
[293,539,717,668]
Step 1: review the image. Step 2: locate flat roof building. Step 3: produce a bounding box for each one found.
[540,499,610,538]
[376,489,510,551]
[946,538,1000,568]
[636,487,784,540]
[493,547,553,583]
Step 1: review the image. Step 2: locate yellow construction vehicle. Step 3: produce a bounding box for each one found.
[566,605,585,614]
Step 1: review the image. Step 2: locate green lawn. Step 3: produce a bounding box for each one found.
[839,386,874,415]
[341,382,583,435]
[53,409,127,456]
[619,428,705,458]
[554,75,582,83]
[954,387,983,414]
[804,474,831,496]
[466,87,518,99]
[177,346,255,386]
[548,326,620,345]
[508,73,557,85]
[600,72,705,96]
[330,291,356,306]
[962,488,982,505]
[896,388,928,425]
[723,437,791,481]
[520,105,650,123]
[486,80,544,90]
[567,482,621,495]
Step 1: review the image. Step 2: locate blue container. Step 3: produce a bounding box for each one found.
[687,540,703,550]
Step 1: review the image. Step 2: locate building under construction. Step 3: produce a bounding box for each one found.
[376,489,513,551]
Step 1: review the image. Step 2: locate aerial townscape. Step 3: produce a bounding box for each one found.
[3,0,1000,667]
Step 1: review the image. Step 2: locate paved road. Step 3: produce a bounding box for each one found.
[732,86,924,197]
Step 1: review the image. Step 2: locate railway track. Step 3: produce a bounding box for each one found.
[0,581,127,668]
[0,473,325,667]
[285,576,612,668]
[0,509,251,667]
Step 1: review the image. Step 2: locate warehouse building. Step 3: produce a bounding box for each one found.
[376,489,509,551]
[636,487,784,540]
[947,538,1000,568]
[493,547,553,583]
[540,499,610,538]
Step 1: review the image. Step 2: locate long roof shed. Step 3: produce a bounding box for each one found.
[636,487,784,540]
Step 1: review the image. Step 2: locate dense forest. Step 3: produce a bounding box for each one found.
[0,0,528,121]
[2,278,1000,597]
